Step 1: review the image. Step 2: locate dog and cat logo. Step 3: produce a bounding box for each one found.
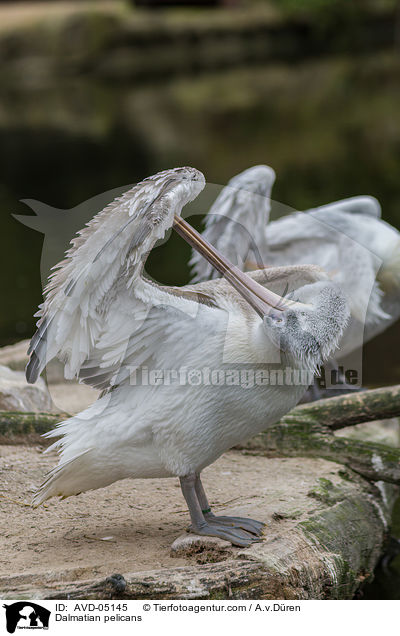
[3,602,50,633]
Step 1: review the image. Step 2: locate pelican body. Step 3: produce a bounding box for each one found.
[27,167,349,546]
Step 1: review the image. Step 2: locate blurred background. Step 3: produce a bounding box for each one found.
[1,0,400,388]
[0,0,400,598]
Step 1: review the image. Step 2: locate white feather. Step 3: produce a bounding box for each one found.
[27,168,349,506]
[192,170,400,348]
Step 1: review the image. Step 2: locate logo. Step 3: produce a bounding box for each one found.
[3,603,50,634]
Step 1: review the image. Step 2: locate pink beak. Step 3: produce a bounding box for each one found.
[173,215,306,318]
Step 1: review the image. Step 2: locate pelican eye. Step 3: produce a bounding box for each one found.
[270,312,284,324]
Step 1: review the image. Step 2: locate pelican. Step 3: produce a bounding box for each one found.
[26,167,349,547]
[191,166,400,371]
[189,165,276,278]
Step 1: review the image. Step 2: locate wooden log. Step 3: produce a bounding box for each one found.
[1,385,400,482]
[291,385,400,431]
[236,385,400,485]
[240,422,400,484]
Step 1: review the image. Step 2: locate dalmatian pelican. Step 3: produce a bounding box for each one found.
[26,167,349,547]
[191,166,400,368]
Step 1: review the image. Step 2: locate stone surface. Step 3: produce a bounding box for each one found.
[0,341,100,415]
[0,340,29,372]
[0,365,53,413]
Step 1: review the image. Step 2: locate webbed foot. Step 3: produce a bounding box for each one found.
[188,520,262,548]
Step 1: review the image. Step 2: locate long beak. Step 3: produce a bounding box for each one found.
[173,215,305,318]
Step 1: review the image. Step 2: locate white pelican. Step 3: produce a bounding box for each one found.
[26,167,349,547]
[191,166,400,366]
[189,165,276,278]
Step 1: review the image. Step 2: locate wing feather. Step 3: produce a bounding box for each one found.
[263,209,388,325]
[26,167,211,386]
[308,195,381,218]
[190,165,275,282]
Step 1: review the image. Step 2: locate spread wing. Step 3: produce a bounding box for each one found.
[265,196,382,253]
[264,205,387,324]
[26,167,227,390]
[190,181,385,327]
[190,165,275,282]
[308,195,382,218]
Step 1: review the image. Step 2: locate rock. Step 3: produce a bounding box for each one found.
[0,341,66,384]
[45,359,69,385]
[0,340,30,372]
[0,341,100,414]
[0,365,54,413]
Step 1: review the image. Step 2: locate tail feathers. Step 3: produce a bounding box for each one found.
[32,449,92,507]
[42,418,77,446]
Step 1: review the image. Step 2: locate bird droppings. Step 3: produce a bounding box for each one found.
[372,452,385,472]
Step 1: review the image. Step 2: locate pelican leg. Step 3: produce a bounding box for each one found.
[194,474,265,536]
[179,474,261,548]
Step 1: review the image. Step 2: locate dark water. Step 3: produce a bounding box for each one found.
[361,497,400,600]
[1,51,400,597]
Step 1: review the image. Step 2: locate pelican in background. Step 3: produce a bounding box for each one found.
[191,166,400,366]
[190,165,276,278]
[26,167,349,547]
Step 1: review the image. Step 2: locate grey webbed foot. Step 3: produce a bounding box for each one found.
[188,520,262,548]
[179,473,265,548]
[204,512,265,536]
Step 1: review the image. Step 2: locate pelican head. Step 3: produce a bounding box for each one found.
[263,279,349,367]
